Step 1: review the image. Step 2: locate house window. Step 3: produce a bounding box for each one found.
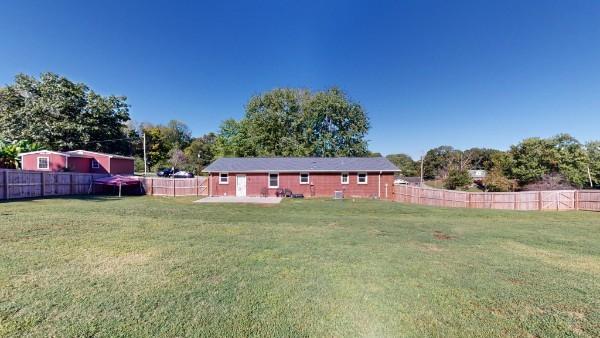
[91,160,100,169]
[341,172,349,184]
[299,173,309,184]
[269,173,279,188]
[357,172,368,184]
[37,157,49,170]
[219,173,229,184]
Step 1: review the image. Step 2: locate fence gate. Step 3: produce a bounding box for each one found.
[540,191,575,210]
[558,191,575,210]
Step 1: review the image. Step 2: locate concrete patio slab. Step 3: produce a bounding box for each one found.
[194,196,283,204]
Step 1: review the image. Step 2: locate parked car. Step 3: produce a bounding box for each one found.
[173,170,194,178]
[157,168,178,177]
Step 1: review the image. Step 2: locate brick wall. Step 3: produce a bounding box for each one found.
[209,171,395,199]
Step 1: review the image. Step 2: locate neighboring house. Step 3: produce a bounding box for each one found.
[203,157,400,199]
[468,169,487,182]
[19,150,134,175]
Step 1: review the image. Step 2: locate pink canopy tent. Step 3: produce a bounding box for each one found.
[92,175,141,197]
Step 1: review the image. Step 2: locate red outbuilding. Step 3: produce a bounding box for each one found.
[19,150,135,175]
[203,157,400,200]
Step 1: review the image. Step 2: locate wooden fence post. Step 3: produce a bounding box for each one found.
[3,170,8,200]
[173,178,176,197]
[89,174,93,194]
[69,174,74,195]
[538,191,543,210]
[149,178,153,196]
[40,172,45,197]
[196,177,199,196]
[575,190,579,210]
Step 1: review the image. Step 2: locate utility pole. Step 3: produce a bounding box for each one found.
[143,132,147,176]
[588,165,593,188]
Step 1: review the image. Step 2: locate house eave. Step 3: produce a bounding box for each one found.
[202,169,400,173]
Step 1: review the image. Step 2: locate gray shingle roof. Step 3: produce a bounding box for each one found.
[203,157,400,173]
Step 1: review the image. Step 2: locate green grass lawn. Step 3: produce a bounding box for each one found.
[1,197,599,337]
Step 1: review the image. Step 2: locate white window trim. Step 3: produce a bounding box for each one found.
[219,172,229,184]
[91,159,100,169]
[341,172,349,184]
[357,172,368,184]
[299,172,309,185]
[269,172,279,188]
[37,157,49,170]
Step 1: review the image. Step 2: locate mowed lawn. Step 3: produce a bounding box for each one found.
[1,197,599,337]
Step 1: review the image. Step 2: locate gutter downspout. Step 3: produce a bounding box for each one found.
[378,171,381,199]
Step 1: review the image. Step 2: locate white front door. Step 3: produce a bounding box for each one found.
[236,175,246,197]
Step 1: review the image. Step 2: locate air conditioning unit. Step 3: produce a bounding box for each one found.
[334,190,344,199]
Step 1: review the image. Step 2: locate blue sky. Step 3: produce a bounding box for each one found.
[1,0,599,158]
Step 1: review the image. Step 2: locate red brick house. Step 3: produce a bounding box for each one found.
[203,157,399,199]
[19,150,134,175]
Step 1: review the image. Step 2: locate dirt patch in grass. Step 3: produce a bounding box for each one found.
[433,230,454,240]
[565,310,585,320]
[508,278,525,285]
[565,311,586,335]
[206,275,223,285]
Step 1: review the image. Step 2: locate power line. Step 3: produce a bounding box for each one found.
[78,136,141,144]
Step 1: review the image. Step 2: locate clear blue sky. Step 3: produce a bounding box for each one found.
[1,0,599,158]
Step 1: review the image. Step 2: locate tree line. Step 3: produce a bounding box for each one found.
[1,72,599,190]
[0,73,370,173]
[386,134,600,191]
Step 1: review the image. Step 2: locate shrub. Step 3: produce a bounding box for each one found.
[483,169,515,192]
[444,169,471,190]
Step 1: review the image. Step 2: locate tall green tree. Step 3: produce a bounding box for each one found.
[0,73,130,154]
[303,88,370,157]
[386,154,418,176]
[214,87,370,157]
[551,134,588,188]
[163,120,192,150]
[184,132,217,173]
[243,88,310,156]
[422,146,461,179]
[507,134,588,188]
[141,125,170,169]
[214,119,254,157]
[0,140,42,168]
[586,141,600,187]
[463,148,502,171]
[508,137,557,184]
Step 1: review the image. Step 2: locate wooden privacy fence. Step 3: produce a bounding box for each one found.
[0,169,209,200]
[577,190,600,211]
[0,169,106,200]
[137,177,208,197]
[394,185,600,211]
